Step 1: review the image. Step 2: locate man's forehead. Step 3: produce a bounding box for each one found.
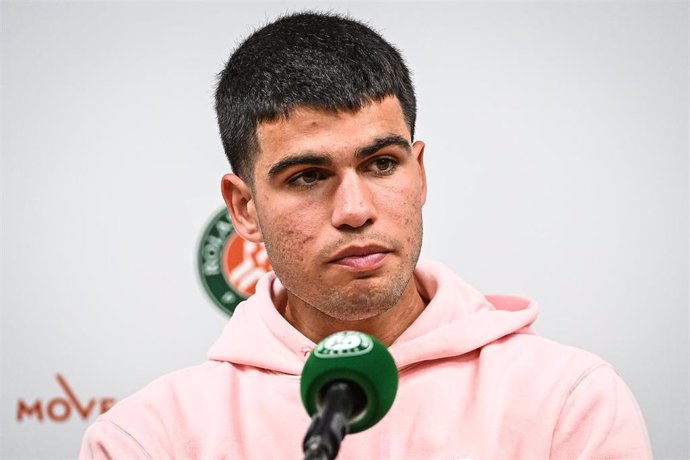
[255,96,409,154]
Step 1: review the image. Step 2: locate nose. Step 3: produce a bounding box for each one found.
[331,172,376,230]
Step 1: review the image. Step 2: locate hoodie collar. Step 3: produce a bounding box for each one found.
[208,259,538,374]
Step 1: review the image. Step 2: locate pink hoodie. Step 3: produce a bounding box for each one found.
[80,260,651,459]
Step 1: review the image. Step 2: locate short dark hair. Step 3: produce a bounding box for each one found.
[214,12,417,182]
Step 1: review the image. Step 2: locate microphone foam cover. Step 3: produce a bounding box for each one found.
[300,331,398,433]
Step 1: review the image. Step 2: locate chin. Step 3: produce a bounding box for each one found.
[332,305,391,322]
[318,280,407,322]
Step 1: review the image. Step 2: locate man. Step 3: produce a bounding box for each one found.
[80,12,651,459]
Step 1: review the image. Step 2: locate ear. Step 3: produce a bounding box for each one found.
[221,173,263,242]
[412,140,428,206]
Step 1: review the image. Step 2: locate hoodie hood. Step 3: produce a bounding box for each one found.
[207,259,538,374]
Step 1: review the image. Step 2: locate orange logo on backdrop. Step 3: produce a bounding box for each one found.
[16,374,116,423]
[198,208,272,316]
[223,235,271,297]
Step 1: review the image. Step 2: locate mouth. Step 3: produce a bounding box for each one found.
[328,244,392,270]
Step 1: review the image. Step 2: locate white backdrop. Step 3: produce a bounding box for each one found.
[1,2,687,458]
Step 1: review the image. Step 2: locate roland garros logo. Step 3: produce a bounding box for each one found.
[316,331,374,358]
[198,208,271,315]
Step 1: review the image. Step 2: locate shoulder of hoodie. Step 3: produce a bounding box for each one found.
[479,331,626,400]
[478,332,650,448]
[89,361,253,442]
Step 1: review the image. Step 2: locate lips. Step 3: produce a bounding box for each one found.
[329,244,391,270]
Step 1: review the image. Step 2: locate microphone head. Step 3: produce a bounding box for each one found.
[300,331,398,434]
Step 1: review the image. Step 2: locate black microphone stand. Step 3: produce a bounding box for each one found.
[302,382,356,460]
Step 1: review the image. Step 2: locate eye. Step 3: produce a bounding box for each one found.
[288,169,325,187]
[368,157,398,175]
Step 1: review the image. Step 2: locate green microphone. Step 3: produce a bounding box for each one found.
[300,331,399,460]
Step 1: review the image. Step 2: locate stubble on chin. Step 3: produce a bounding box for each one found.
[319,270,412,321]
[270,217,424,322]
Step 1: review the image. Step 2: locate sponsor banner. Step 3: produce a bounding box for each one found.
[16,374,115,424]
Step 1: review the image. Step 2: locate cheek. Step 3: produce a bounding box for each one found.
[377,178,423,219]
[259,207,319,258]
[375,179,424,249]
[276,224,315,253]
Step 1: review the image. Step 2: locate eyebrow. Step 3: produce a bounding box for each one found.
[267,154,333,179]
[266,134,412,179]
[355,134,411,159]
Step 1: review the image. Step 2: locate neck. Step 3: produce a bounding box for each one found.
[281,277,426,347]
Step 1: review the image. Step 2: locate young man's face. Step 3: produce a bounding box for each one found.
[224,96,427,321]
